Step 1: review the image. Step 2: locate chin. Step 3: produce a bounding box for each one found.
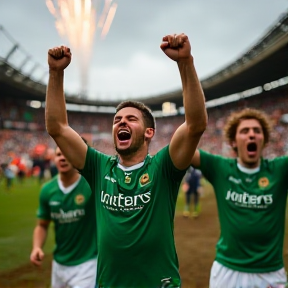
[60,168,72,174]
[116,144,140,156]
[244,159,260,167]
[115,147,130,156]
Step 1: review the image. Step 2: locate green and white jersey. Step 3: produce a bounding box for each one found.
[199,150,288,273]
[37,175,97,266]
[81,145,186,288]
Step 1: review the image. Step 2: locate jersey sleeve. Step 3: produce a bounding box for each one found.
[36,185,51,220]
[268,156,288,180]
[199,150,224,184]
[79,146,109,194]
[155,145,187,182]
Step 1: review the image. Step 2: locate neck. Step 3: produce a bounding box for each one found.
[59,170,80,187]
[237,158,261,169]
[118,151,148,167]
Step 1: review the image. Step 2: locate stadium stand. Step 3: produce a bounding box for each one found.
[0,11,287,179]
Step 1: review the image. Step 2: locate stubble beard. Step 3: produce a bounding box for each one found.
[115,134,145,156]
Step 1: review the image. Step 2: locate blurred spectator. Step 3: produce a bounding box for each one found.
[182,167,202,218]
[1,89,288,172]
[2,163,15,190]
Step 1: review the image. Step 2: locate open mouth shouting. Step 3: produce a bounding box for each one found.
[247,142,257,157]
[117,129,131,145]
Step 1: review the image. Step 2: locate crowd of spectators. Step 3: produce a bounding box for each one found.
[1,88,288,183]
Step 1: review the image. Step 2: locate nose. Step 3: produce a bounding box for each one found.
[248,129,255,139]
[58,155,66,161]
[119,119,127,126]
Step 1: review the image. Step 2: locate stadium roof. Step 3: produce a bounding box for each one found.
[1,12,288,111]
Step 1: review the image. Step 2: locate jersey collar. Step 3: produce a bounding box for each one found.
[237,162,260,174]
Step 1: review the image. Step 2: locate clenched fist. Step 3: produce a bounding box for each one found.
[160,33,192,62]
[30,247,45,266]
[48,45,72,71]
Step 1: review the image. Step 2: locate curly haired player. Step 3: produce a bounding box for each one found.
[191,108,288,288]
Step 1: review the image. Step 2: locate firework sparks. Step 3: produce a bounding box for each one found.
[46,0,118,97]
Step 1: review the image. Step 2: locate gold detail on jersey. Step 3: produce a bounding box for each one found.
[75,194,85,205]
[258,177,269,188]
[140,173,150,186]
[125,175,131,183]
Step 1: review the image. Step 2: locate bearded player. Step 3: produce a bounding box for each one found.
[44,33,207,287]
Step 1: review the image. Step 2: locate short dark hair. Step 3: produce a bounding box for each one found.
[116,101,156,130]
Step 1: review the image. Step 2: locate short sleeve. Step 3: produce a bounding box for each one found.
[36,185,51,220]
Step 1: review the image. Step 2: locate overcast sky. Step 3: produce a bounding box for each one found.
[0,0,287,101]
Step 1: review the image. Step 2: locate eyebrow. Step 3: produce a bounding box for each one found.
[114,114,139,120]
[239,126,261,131]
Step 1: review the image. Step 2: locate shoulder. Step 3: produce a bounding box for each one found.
[199,149,232,162]
[79,175,92,190]
[149,145,169,164]
[41,177,58,193]
[263,156,288,169]
[87,146,115,162]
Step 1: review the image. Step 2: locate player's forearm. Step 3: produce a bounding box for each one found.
[45,70,69,136]
[178,56,207,135]
[32,225,48,249]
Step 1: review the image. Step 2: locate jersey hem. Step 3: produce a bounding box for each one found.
[53,255,97,266]
[215,258,284,273]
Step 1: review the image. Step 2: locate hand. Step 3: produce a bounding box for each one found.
[30,247,44,266]
[160,33,192,62]
[48,45,72,71]
[182,182,189,193]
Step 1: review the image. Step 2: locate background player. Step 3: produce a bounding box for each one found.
[182,167,202,218]
[191,108,288,288]
[30,145,97,288]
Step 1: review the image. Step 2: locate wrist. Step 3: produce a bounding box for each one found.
[49,68,64,75]
[177,55,194,65]
[177,55,194,69]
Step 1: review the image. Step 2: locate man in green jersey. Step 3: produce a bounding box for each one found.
[191,108,288,288]
[30,146,97,288]
[44,33,207,287]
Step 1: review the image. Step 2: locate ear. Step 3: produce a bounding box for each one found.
[231,141,237,149]
[145,128,155,141]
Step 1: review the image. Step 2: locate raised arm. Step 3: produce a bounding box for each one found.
[191,149,201,168]
[45,46,87,170]
[160,34,207,170]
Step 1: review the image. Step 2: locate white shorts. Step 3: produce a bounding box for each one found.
[209,261,287,288]
[51,258,97,288]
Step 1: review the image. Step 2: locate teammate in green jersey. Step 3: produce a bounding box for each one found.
[44,33,207,287]
[191,108,288,288]
[30,146,97,288]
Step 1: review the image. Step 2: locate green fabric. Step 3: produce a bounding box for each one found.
[81,145,186,288]
[37,176,97,266]
[199,150,288,272]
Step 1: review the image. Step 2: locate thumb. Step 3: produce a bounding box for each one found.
[160,41,169,51]
[38,249,45,260]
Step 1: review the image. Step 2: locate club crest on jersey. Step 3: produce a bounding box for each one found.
[75,194,85,205]
[139,173,150,186]
[124,175,131,184]
[258,177,269,188]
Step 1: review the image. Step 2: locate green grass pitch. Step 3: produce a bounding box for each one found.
[0,177,55,272]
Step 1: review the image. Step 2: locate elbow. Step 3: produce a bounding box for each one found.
[45,120,64,138]
[188,118,207,136]
[187,120,207,139]
[46,124,60,138]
